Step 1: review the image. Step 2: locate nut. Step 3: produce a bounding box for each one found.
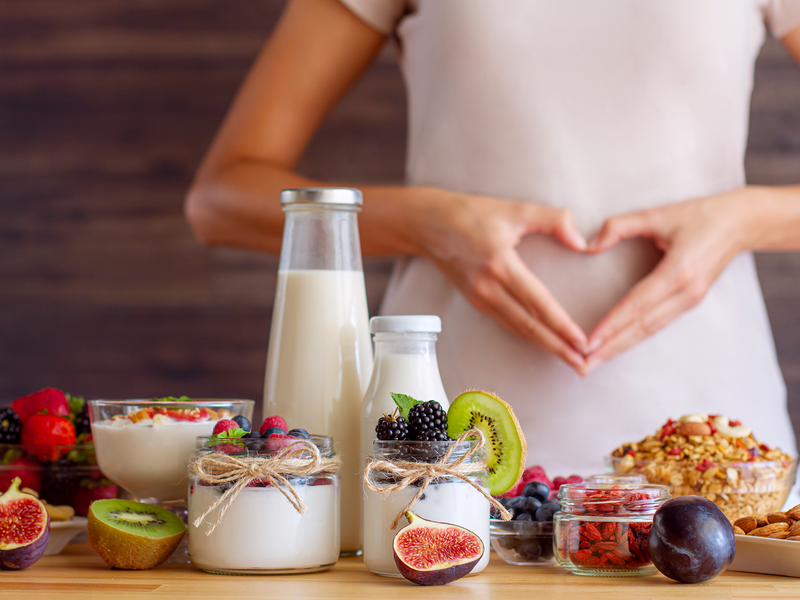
[732,525,746,535]
[678,422,712,437]
[767,512,790,524]
[734,516,758,533]
[768,531,792,539]
[749,522,789,537]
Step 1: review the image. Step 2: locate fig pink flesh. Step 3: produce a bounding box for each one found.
[396,525,483,570]
[0,499,47,550]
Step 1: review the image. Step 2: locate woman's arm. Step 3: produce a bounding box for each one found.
[185,0,590,369]
[581,24,800,373]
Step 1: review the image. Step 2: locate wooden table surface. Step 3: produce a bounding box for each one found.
[2,542,800,600]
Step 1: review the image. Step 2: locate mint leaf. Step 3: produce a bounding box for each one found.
[391,393,422,421]
[152,396,192,402]
[66,393,85,415]
[217,428,246,440]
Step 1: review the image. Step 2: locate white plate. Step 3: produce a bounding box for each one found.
[728,534,800,578]
[44,517,88,556]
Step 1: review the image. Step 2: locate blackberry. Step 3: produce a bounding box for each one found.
[414,428,451,442]
[0,408,22,444]
[75,404,91,437]
[407,400,447,439]
[375,413,409,440]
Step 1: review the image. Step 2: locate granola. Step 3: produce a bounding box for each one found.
[609,414,797,521]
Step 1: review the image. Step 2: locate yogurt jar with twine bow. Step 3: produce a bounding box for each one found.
[187,434,341,574]
[362,428,511,577]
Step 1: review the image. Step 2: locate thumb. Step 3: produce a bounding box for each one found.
[588,212,653,254]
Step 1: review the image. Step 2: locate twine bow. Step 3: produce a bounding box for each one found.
[363,428,512,529]
[189,439,340,535]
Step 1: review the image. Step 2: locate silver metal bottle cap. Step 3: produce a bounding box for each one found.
[280,187,363,206]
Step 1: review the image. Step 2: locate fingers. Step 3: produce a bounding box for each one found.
[588,211,661,254]
[467,275,588,373]
[585,255,708,372]
[524,206,588,252]
[501,251,589,352]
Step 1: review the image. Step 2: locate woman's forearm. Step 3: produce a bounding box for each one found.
[743,185,800,252]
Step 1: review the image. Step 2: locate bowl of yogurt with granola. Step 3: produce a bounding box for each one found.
[89,398,253,501]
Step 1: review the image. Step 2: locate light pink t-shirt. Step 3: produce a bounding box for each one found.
[341,0,800,476]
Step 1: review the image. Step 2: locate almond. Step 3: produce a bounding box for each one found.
[734,516,758,533]
[749,522,789,537]
[767,512,790,524]
[768,531,792,539]
[732,525,746,535]
[678,422,712,437]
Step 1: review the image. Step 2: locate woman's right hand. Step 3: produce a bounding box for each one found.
[405,189,590,372]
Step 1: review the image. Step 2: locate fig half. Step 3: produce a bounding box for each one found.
[0,477,50,570]
[393,512,484,586]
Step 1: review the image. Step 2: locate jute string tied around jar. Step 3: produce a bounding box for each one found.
[363,428,513,529]
[189,439,340,536]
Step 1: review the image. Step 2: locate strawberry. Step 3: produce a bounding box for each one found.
[70,480,118,516]
[0,450,41,492]
[12,388,69,423]
[21,414,76,462]
[260,415,288,436]
[154,407,209,422]
[212,419,238,435]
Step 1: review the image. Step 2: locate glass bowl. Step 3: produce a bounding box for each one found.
[0,442,117,516]
[88,398,254,502]
[606,455,798,521]
[490,519,555,566]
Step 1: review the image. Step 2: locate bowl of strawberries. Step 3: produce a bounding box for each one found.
[0,388,118,516]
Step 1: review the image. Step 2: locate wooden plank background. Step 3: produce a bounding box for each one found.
[1,1,799,451]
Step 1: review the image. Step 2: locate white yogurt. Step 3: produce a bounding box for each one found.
[92,418,215,500]
[362,480,490,576]
[188,481,340,573]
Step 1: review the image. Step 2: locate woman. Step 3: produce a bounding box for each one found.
[185,0,800,475]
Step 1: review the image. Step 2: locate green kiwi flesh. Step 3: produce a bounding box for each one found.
[446,391,526,495]
[88,499,185,569]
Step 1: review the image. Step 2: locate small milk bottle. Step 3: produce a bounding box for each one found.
[263,188,373,554]
[359,315,449,471]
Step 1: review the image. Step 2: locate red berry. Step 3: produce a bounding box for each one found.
[260,415,288,436]
[521,465,554,490]
[564,475,583,485]
[12,388,69,423]
[212,419,238,435]
[264,434,300,452]
[20,414,76,462]
[213,442,243,455]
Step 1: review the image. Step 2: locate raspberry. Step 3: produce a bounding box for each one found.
[407,400,447,439]
[0,408,23,444]
[260,415,288,436]
[376,413,409,440]
[212,419,238,435]
[414,428,451,442]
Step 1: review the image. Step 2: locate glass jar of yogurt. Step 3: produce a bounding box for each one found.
[554,482,670,577]
[188,435,340,574]
[362,439,491,577]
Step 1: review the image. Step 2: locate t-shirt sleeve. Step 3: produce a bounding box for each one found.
[763,0,800,38]
[338,0,407,34]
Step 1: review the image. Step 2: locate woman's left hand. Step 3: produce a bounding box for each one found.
[582,188,756,374]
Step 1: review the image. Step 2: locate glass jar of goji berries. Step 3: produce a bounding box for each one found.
[554,482,670,577]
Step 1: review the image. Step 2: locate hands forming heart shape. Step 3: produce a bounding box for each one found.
[425,188,753,376]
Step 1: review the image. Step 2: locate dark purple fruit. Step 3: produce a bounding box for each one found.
[393,512,483,585]
[0,477,50,570]
[648,496,735,583]
[522,481,550,503]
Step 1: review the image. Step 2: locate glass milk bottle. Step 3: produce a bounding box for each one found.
[360,315,449,473]
[264,188,372,554]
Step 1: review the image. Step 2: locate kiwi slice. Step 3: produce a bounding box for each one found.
[446,390,526,495]
[88,499,185,570]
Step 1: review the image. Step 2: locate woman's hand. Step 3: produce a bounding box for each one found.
[582,188,756,373]
[409,189,590,371]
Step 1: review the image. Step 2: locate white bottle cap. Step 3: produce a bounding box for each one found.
[369,315,442,334]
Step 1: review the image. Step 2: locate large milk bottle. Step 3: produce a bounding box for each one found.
[359,315,450,473]
[264,188,372,554]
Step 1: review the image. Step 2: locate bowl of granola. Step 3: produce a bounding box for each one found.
[607,414,797,521]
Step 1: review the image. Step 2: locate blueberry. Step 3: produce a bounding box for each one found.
[534,500,560,522]
[520,497,542,515]
[243,430,261,439]
[513,511,533,521]
[263,426,286,438]
[287,428,310,439]
[506,496,525,510]
[232,415,251,433]
[522,481,551,503]
[516,539,542,561]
